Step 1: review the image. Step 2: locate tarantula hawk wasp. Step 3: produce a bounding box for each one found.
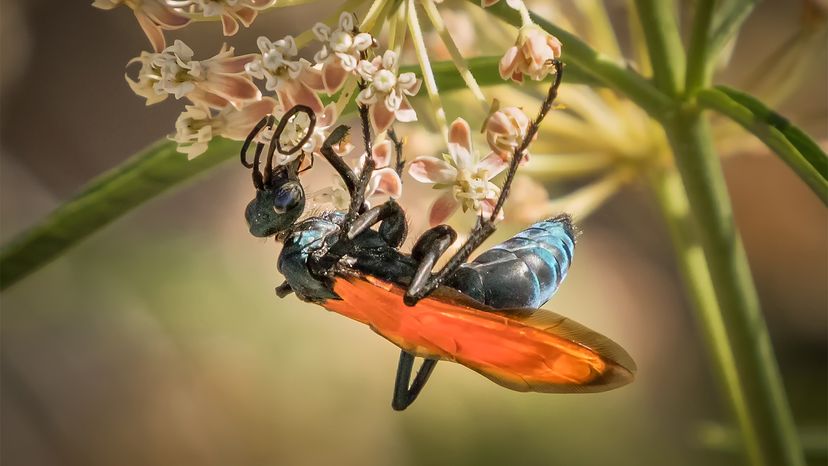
[240,60,635,411]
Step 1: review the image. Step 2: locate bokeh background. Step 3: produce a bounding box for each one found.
[1,1,826,465]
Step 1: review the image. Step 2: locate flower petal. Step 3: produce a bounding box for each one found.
[197,75,261,109]
[370,168,403,198]
[370,101,396,134]
[448,118,473,154]
[371,140,393,168]
[221,14,240,36]
[395,98,417,123]
[134,11,166,52]
[301,66,325,91]
[479,152,509,177]
[429,192,459,226]
[322,60,349,94]
[234,7,257,27]
[278,80,323,114]
[498,46,519,80]
[208,53,257,74]
[408,156,456,184]
[221,97,278,140]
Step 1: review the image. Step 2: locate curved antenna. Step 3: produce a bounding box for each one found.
[251,137,266,190]
[263,105,317,186]
[274,105,317,156]
[240,114,275,168]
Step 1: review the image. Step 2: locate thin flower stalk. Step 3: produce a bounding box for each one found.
[420,0,488,112]
[407,0,449,141]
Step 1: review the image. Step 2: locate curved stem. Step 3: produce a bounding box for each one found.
[407,0,449,140]
[665,108,805,466]
[0,138,240,290]
[648,167,762,466]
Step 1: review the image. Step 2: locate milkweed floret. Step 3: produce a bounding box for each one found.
[165,0,275,36]
[356,51,421,134]
[500,25,562,83]
[484,104,532,161]
[311,12,375,94]
[245,35,324,114]
[171,97,277,158]
[409,118,508,226]
[127,40,261,109]
[92,0,190,52]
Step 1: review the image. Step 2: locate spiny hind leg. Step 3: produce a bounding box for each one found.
[392,351,438,411]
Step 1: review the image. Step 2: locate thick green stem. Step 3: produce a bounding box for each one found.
[0,138,240,291]
[685,0,716,93]
[632,0,686,96]
[649,167,762,466]
[665,108,804,466]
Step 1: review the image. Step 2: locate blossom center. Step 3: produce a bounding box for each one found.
[373,69,397,93]
[331,30,353,53]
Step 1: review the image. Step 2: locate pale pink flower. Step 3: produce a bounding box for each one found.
[484,105,533,163]
[245,35,324,114]
[409,118,509,226]
[356,51,421,134]
[359,140,403,201]
[166,0,276,36]
[126,40,261,109]
[171,97,278,158]
[92,0,190,52]
[499,25,562,83]
[310,12,374,94]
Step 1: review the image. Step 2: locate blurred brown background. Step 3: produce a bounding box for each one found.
[1,1,826,465]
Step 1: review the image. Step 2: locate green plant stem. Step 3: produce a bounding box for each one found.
[697,86,828,204]
[0,138,240,291]
[709,0,760,61]
[665,108,805,466]
[648,167,762,466]
[685,0,716,93]
[632,0,685,96]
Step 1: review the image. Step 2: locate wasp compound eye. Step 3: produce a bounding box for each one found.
[273,181,304,213]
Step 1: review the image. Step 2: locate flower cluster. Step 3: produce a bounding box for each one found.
[357,51,421,134]
[92,0,275,51]
[126,40,260,109]
[106,0,565,227]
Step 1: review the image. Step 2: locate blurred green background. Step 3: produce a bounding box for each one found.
[1,1,825,465]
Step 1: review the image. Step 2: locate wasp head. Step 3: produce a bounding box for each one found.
[240,105,316,238]
[245,167,305,237]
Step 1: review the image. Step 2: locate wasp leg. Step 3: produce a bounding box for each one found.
[275,280,293,298]
[387,127,405,175]
[320,125,359,197]
[392,351,438,411]
[404,61,564,306]
[404,225,458,306]
[347,199,407,248]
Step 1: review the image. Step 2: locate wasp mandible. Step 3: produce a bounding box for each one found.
[241,61,635,410]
